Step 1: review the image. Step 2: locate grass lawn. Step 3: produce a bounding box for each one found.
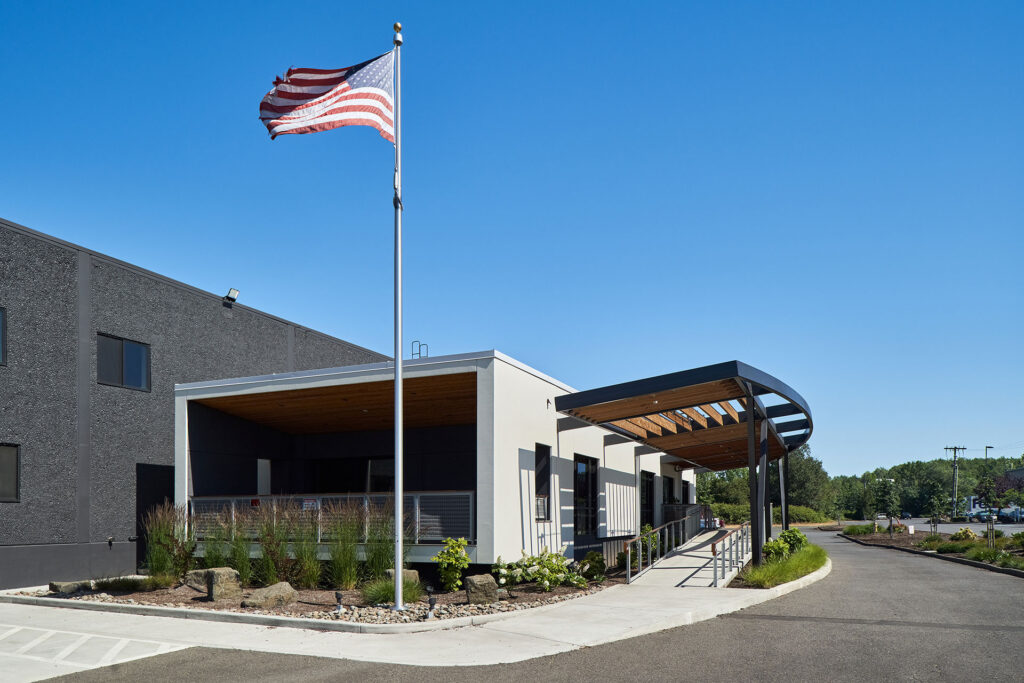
[733,544,828,588]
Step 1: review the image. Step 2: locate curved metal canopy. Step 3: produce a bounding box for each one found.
[554,361,812,472]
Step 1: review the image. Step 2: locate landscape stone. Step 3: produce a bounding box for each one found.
[241,581,297,608]
[205,567,241,601]
[465,573,499,604]
[49,580,92,594]
[385,568,420,584]
[184,569,207,592]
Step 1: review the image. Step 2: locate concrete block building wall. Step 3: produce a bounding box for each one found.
[0,218,386,588]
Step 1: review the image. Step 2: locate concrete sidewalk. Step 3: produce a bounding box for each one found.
[0,547,831,675]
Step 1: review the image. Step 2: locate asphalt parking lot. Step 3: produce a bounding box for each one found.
[51,530,1024,682]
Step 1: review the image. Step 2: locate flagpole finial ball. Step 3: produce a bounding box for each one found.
[394,22,402,32]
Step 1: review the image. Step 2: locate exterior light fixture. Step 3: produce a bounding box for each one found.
[224,288,240,303]
[335,590,344,613]
[426,585,436,619]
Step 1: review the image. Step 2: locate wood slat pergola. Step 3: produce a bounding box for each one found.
[554,361,812,565]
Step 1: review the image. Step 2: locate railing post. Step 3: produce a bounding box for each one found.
[627,544,632,583]
[713,544,718,587]
[414,494,421,544]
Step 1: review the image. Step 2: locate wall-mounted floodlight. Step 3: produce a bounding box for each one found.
[224,288,240,303]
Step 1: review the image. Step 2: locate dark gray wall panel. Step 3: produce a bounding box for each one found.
[0,542,135,589]
[0,219,387,582]
[0,228,79,546]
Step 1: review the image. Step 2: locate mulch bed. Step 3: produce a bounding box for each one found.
[840,531,950,549]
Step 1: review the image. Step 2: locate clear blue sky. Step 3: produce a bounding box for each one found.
[2,2,1022,476]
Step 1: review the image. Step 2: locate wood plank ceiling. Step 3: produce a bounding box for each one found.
[561,377,789,471]
[196,372,477,434]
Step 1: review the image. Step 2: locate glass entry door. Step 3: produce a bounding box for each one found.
[574,454,598,546]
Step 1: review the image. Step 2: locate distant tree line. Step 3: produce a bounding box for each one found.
[697,445,1024,520]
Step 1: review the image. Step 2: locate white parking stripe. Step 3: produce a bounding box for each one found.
[0,626,23,642]
[13,630,53,655]
[97,638,131,666]
[53,634,92,662]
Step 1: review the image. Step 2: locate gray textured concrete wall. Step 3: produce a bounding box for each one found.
[0,228,80,547]
[0,218,387,587]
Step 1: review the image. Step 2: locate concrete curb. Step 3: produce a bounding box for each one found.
[838,534,1024,579]
[0,584,626,635]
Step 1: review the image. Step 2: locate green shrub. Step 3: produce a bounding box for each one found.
[843,523,876,536]
[711,503,750,524]
[361,578,424,605]
[950,527,977,542]
[143,502,195,579]
[432,537,471,592]
[581,550,607,581]
[740,544,827,588]
[616,551,628,570]
[965,546,1003,563]
[1012,531,1024,550]
[922,534,943,543]
[992,529,1005,539]
[201,510,230,570]
[492,545,587,592]
[779,528,808,552]
[936,541,975,554]
[254,504,291,586]
[996,554,1024,570]
[324,502,361,590]
[773,506,830,524]
[291,509,322,589]
[762,538,790,562]
[228,510,254,586]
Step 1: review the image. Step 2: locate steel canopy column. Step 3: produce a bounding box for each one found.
[745,384,762,565]
[781,451,790,531]
[759,421,770,543]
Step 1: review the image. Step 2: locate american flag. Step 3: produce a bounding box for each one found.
[260,51,395,142]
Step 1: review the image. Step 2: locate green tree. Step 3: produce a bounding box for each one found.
[873,478,900,537]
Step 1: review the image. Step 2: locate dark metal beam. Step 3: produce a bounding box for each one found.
[774,418,810,433]
[766,403,802,419]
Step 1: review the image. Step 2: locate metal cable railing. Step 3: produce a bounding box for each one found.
[190,490,475,543]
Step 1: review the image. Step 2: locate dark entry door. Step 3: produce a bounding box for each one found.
[136,463,174,569]
[573,454,598,555]
[640,471,655,528]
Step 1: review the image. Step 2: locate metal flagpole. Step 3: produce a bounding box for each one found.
[392,21,404,611]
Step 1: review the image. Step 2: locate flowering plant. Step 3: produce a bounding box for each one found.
[492,545,587,593]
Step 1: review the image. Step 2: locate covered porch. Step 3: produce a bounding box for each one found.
[556,360,813,565]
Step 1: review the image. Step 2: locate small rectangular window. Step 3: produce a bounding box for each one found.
[97,333,151,391]
[0,444,19,502]
[663,476,674,504]
[535,444,551,520]
[0,307,6,365]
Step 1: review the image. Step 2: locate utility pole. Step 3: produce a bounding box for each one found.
[945,446,966,520]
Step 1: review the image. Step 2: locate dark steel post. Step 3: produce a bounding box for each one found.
[782,451,791,531]
[746,384,762,565]
[760,421,770,543]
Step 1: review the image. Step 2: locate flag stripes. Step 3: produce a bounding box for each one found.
[260,51,395,142]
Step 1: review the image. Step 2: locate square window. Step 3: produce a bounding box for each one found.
[97,333,150,391]
[0,444,18,502]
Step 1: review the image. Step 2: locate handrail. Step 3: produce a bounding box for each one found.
[624,506,703,583]
[710,522,751,587]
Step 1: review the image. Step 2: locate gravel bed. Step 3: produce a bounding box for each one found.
[18,583,610,625]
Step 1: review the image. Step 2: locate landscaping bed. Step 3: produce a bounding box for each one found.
[839,527,1024,572]
[16,579,613,624]
[729,528,829,589]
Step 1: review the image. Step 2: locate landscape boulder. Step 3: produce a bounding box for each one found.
[241,581,297,609]
[205,567,242,601]
[49,580,92,594]
[184,569,207,592]
[465,573,499,604]
[385,568,420,584]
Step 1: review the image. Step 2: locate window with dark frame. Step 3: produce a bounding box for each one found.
[0,307,6,366]
[97,333,151,391]
[663,476,675,504]
[535,443,551,520]
[0,444,19,503]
